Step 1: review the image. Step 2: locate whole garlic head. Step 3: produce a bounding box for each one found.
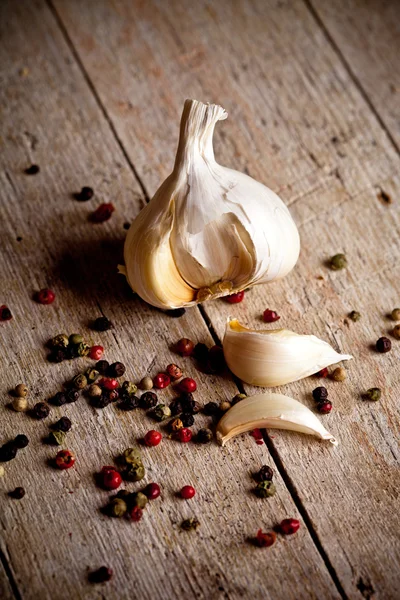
[122,99,300,309]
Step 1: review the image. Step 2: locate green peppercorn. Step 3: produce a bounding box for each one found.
[108,497,127,518]
[69,333,83,345]
[71,374,87,389]
[181,517,200,531]
[392,325,400,340]
[49,334,69,349]
[329,253,347,270]
[255,481,276,498]
[122,447,142,465]
[49,430,66,445]
[391,308,400,321]
[349,310,361,322]
[363,388,382,402]
[196,428,213,444]
[124,463,145,482]
[153,404,172,421]
[76,342,90,357]
[85,368,99,383]
[121,381,138,396]
[170,417,184,432]
[130,491,148,509]
[231,393,247,405]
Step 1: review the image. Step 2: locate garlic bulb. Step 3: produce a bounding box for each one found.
[223,318,352,387]
[216,393,337,446]
[122,99,300,309]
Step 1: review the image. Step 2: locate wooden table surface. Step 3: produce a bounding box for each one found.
[1,1,399,598]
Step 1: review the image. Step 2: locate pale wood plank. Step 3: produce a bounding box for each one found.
[52,0,400,597]
[0,1,338,599]
[0,558,15,600]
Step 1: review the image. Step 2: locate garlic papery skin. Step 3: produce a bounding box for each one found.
[216,393,338,446]
[123,99,300,309]
[223,318,352,387]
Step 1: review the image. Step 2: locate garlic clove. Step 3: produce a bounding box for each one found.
[216,393,338,446]
[223,318,352,387]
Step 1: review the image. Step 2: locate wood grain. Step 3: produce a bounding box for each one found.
[52,0,400,598]
[0,1,338,599]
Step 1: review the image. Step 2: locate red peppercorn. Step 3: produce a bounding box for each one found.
[101,465,116,474]
[130,506,143,522]
[90,203,115,223]
[153,373,171,389]
[279,518,300,535]
[55,449,75,470]
[251,428,264,445]
[166,363,183,380]
[178,428,192,443]
[315,367,329,378]
[0,305,12,321]
[180,377,197,393]
[144,430,162,447]
[176,338,194,356]
[35,289,55,305]
[102,469,122,490]
[98,378,119,390]
[224,291,245,304]
[317,401,332,414]
[256,529,276,547]
[263,309,280,323]
[180,485,196,499]
[144,482,161,500]
[89,345,104,360]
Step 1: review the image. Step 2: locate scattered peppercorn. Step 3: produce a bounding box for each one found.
[49,430,66,446]
[203,402,219,416]
[180,392,194,409]
[48,349,68,363]
[121,381,137,396]
[85,368,99,384]
[255,465,274,482]
[176,338,194,356]
[391,308,400,321]
[196,428,213,444]
[316,367,329,378]
[170,418,184,432]
[139,376,153,391]
[329,253,347,270]
[220,401,231,412]
[255,481,276,498]
[108,497,127,518]
[35,289,55,305]
[131,491,148,509]
[31,402,50,420]
[169,398,184,416]
[231,393,247,406]
[349,310,361,322]
[224,291,245,303]
[0,444,17,462]
[95,359,109,374]
[317,401,333,414]
[91,395,111,409]
[178,428,193,443]
[263,309,280,323]
[376,336,391,353]
[144,482,160,500]
[12,397,28,412]
[140,391,158,409]
[107,362,126,378]
[331,367,346,382]
[392,325,400,340]
[103,389,119,402]
[180,377,197,393]
[74,186,94,202]
[153,404,172,421]
[76,342,90,357]
[256,529,276,548]
[49,334,69,349]
[180,485,196,499]
[363,388,381,402]
[69,333,83,345]
[55,449,75,469]
[92,317,113,332]
[153,373,171,389]
[71,374,87,390]
[54,417,72,432]
[0,305,12,321]
[312,387,328,402]
[9,487,25,499]
[24,164,40,175]
[180,413,194,427]
[165,308,186,318]
[119,395,139,410]
[166,364,183,380]
[102,469,122,490]
[50,392,67,406]
[194,343,209,363]
[280,518,300,535]
[130,506,143,522]
[181,517,200,531]
[89,566,113,583]
[65,389,79,403]
[99,378,119,391]
[144,430,162,447]
[90,203,115,223]
[13,435,29,449]
[124,463,145,482]
[14,383,28,398]
[122,448,142,465]
[89,345,104,361]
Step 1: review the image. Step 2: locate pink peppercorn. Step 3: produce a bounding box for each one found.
[130,506,143,522]
[90,203,115,223]
[263,309,280,323]
[99,378,119,390]
[166,364,182,380]
[144,430,162,447]
[316,367,329,378]
[89,345,104,360]
[178,428,192,443]
[144,483,161,500]
[35,289,56,305]
[318,401,332,414]
[224,291,245,304]
[180,485,196,499]
[180,377,197,393]
[153,373,171,389]
[102,469,122,490]
[280,518,300,535]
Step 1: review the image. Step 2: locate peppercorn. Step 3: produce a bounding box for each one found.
[376,337,391,353]
[102,470,122,490]
[74,186,94,201]
[176,338,194,356]
[316,367,329,378]
[107,362,126,378]
[12,397,28,412]
[180,392,194,409]
[280,518,300,535]
[220,401,231,412]
[255,465,274,482]
[103,388,119,402]
[122,447,142,465]
[55,449,75,469]
[231,393,247,406]
[70,374,87,390]
[0,444,17,462]
[166,364,182,380]
[13,434,29,449]
[65,389,79,403]
[119,395,139,410]
[48,348,68,363]
[54,417,72,432]
[24,164,40,175]
[169,398,184,416]
[144,483,161,500]
[92,317,113,332]
[0,305,12,321]
[96,360,109,374]
[131,491,148,509]
[170,418,184,432]
[89,345,104,361]
[108,497,127,518]
[9,487,25,499]
[153,404,172,421]
[165,308,186,318]
[203,402,219,416]
[69,333,83,345]
[85,368,99,383]
[140,391,158,409]
[89,567,113,583]
[124,463,145,482]
[91,395,111,409]
[363,388,381,402]
[178,428,192,443]
[312,387,328,402]
[392,325,400,340]
[331,367,346,382]
[14,383,28,398]
[31,402,50,420]
[255,481,276,498]
[49,431,66,446]
[75,342,90,357]
[49,334,69,349]
[139,376,153,390]
[144,430,162,447]
[50,392,67,406]
[317,401,333,414]
[180,485,196,499]
[181,517,200,531]
[194,342,209,363]
[180,377,197,393]
[90,203,115,223]
[130,506,143,522]
[196,428,213,443]
[115,489,130,500]
[391,308,400,321]
[153,373,171,389]
[263,309,280,323]
[121,381,138,396]
[224,291,245,304]
[349,310,361,322]
[180,413,194,427]
[256,529,276,548]
[329,253,347,270]
[35,289,55,304]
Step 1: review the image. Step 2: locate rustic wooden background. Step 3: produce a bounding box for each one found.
[1,0,399,599]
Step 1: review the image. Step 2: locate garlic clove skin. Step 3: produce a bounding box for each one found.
[223,318,352,387]
[216,393,338,446]
[122,99,300,309]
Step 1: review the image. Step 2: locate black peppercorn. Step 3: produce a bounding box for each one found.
[0,443,18,462]
[92,317,113,331]
[255,465,274,482]
[203,402,219,416]
[66,344,79,359]
[65,389,79,403]
[24,164,40,175]
[191,401,201,414]
[165,308,186,318]
[9,487,25,499]
[54,417,72,432]
[95,360,109,374]
[119,395,140,411]
[0,306,12,321]
[13,435,29,449]
[91,395,111,409]
[180,393,195,413]
[312,387,328,402]
[107,361,126,378]
[231,393,247,406]
[376,337,391,353]
[74,186,94,201]
[194,343,209,363]
[31,402,50,420]
[180,413,194,427]
[169,398,183,416]
[103,389,119,402]
[89,566,113,583]
[196,428,213,443]
[139,391,158,409]
[48,349,67,363]
[50,392,67,406]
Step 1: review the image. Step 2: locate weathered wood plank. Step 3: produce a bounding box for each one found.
[52,0,400,597]
[0,557,15,600]
[0,1,338,599]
